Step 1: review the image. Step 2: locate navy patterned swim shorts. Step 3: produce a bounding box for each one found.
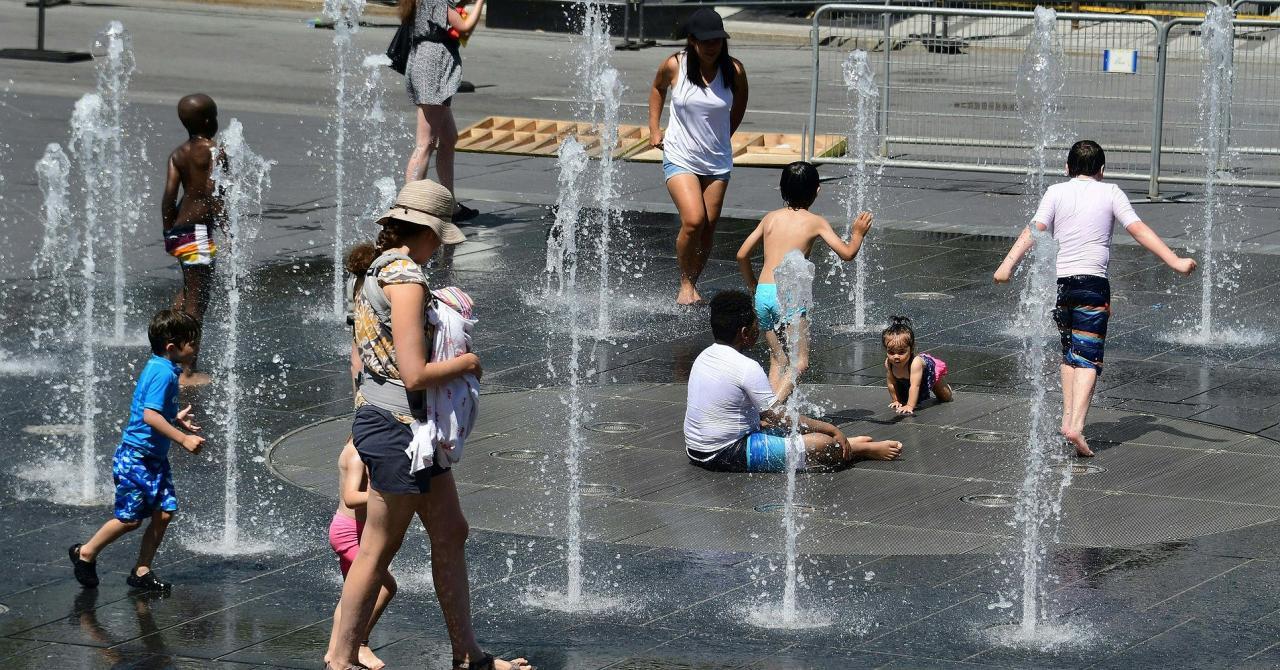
[112,444,178,522]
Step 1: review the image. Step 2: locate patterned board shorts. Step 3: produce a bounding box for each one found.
[1053,275,1111,373]
[164,224,217,267]
[112,444,178,522]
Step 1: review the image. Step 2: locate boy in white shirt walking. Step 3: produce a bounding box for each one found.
[994,140,1196,456]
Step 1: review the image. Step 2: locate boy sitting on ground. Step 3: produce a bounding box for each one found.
[161,93,222,386]
[736,161,873,404]
[683,290,902,473]
[69,309,207,592]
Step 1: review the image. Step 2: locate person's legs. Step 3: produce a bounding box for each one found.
[696,175,730,280]
[764,329,787,395]
[329,490,416,669]
[1063,366,1098,457]
[668,174,710,305]
[932,378,954,402]
[435,107,458,195]
[181,264,213,323]
[419,472,529,669]
[132,509,173,576]
[359,570,397,669]
[1059,363,1076,439]
[803,432,902,465]
[405,104,445,183]
[79,518,141,561]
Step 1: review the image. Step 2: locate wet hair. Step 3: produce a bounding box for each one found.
[1067,140,1105,177]
[149,309,201,355]
[177,94,217,137]
[881,315,915,355]
[398,0,415,23]
[345,241,378,298]
[374,219,422,254]
[682,40,737,95]
[709,290,756,343]
[780,161,820,209]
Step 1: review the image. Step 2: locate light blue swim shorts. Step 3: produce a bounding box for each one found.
[754,283,808,332]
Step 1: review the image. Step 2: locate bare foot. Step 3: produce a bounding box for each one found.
[848,437,903,461]
[180,371,212,387]
[493,658,533,670]
[676,280,703,306]
[357,644,385,670]
[1062,427,1093,457]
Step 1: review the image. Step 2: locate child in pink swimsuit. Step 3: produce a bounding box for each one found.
[325,432,397,669]
[882,316,953,415]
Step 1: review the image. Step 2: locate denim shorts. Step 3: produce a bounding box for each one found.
[663,159,730,183]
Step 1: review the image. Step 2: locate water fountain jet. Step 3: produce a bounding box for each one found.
[828,50,880,334]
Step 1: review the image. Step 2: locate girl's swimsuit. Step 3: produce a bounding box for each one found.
[890,353,948,403]
[328,512,364,576]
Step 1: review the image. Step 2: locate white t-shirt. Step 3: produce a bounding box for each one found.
[684,343,777,460]
[1032,177,1143,278]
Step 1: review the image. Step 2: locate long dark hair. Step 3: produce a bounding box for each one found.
[881,316,916,356]
[398,0,415,23]
[684,38,736,95]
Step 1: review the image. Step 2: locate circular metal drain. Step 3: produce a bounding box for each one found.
[22,423,84,436]
[954,101,1019,112]
[580,483,622,497]
[585,421,643,434]
[1055,463,1105,475]
[490,449,545,462]
[895,291,954,301]
[956,430,1019,444]
[960,494,1016,508]
[754,503,816,514]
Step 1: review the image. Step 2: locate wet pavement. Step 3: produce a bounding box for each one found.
[3,200,1280,669]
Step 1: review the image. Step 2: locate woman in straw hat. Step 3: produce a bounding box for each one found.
[328,179,531,670]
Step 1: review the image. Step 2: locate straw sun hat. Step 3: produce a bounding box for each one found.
[376,178,466,245]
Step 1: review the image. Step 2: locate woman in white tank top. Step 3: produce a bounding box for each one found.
[647,8,749,305]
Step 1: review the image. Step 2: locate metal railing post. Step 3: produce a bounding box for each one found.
[1150,20,1171,199]
[879,1,891,157]
[806,7,823,162]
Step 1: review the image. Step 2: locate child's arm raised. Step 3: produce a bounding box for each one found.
[447,0,484,37]
[144,407,204,454]
[161,155,181,232]
[818,211,872,261]
[896,357,926,415]
[993,223,1046,283]
[884,359,902,409]
[735,223,764,290]
[1125,221,1196,275]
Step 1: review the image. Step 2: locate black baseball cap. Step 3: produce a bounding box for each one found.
[686,8,730,41]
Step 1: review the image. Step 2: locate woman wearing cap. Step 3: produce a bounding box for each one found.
[648,7,749,305]
[397,0,485,222]
[328,180,531,670]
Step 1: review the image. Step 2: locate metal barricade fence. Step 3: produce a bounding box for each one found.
[806,3,1280,196]
[1154,15,1280,186]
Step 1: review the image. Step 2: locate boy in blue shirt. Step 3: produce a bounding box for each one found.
[69,309,206,591]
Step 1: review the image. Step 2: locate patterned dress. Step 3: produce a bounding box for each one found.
[406,0,462,106]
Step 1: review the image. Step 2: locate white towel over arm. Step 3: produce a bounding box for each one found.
[406,300,479,474]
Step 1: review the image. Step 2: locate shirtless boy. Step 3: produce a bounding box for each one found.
[735,161,872,403]
[161,93,222,386]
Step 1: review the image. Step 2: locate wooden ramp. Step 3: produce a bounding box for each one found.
[455,116,650,159]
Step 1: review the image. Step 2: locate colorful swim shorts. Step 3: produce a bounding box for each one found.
[164,224,217,267]
[754,283,808,333]
[1053,275,1111,373]
[689,430,803,473]
[112,443,178,522]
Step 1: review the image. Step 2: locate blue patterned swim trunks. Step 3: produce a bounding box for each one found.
[112,444,178,522]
